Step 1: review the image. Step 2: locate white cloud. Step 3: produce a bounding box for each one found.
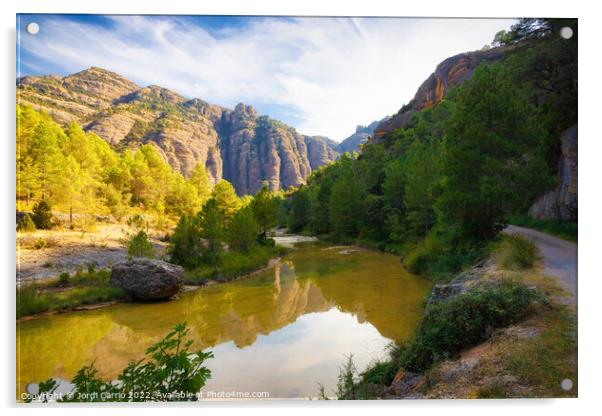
[20,16,515,141]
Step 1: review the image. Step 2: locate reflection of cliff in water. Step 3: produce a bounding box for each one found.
[17,245,431,396]
[18,260,334,386]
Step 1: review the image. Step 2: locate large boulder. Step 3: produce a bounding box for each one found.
[110,258,184,301]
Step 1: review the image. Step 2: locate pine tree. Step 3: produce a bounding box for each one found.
[438,64,553,240]
[288,187,311,232]
[31,200,53,229]
[251,183,277,240]
[329,167,363,238]
[211,180,240,222]
[189,163,212,208]
[17,213,36,232]
[403,139,442,238]
[169,215,202,268]
[198,198,225,264]
[227,205,259,252]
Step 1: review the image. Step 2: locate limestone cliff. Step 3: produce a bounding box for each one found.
[17,68,339,194]
[528,125,578,221]
[373,47,509,140]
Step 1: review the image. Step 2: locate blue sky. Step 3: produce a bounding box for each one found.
[17,14,515,141]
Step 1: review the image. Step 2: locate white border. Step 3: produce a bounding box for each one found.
[2,1,600,415]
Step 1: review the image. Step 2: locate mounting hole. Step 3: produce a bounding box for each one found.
[26,22,40,35]
[25,383,39,394]
[560,26,573,40]
[561,378,573,391]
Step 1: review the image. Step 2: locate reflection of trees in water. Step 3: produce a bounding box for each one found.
[17,259,333,389]
[17,246,430,395]
[297,249,432,343]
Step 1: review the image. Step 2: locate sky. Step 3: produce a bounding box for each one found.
[17,14,515,141]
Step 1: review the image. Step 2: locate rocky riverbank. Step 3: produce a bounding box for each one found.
[382,231,577,399]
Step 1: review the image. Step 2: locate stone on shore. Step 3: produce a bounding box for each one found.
[110,258,183,301]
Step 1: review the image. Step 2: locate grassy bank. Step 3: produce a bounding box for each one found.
[508,214,577,242]
[184,245,288,285]
[17,268,126,318]
[17,244,288,318]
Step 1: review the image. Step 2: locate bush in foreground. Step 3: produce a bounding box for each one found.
[330,281,545,399]
[398,281,542,372]
[24,323,212,402]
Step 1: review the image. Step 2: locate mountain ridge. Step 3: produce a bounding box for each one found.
[17,67,340,195]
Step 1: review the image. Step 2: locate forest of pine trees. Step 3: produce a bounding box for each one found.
[16,104,249,227]
[284,18,576,278]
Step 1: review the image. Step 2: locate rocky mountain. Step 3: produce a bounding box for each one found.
[336,119,385,153]
[372,46,509,140]
[17,67,339,194]
[370,42,577,222]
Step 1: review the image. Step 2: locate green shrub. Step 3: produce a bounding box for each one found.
[33,238,48,250]
[58,272,70,286]
[398,281,542,372]
[169,215,203,269]
[24,323,213,402]
[359,360,398,388]
[183,245,285,285]
[402,235,444,274]
[69,269,110,287]
[17,269,122,317]
[216,247,273,280]
[59,287,126,308]
[321,354,388,400]
[494,234,538,270]
[31,200,53,229]
[226,205,259,252]
[17,213,36,232]
[127,230,155,259]
[402,234,486,280]
[17,285,56,318]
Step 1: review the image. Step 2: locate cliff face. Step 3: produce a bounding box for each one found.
[337,119,384,153]
[17,68,339,194]
[373,47,509,140]
[528,125,578,221]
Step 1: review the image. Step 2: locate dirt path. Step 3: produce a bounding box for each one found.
[504,225,577,299]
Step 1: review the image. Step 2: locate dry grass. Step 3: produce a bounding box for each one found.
[493,234,538,271]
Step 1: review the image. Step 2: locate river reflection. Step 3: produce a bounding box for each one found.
[17,244,431,399]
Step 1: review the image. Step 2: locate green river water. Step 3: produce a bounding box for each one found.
[17,244,431,399]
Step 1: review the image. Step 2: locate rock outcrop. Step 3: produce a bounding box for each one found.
[17,68,339,194]
[528,125,578,221]
[373,46,509,140]
[337,119,384,153]
[110,258,184,300]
